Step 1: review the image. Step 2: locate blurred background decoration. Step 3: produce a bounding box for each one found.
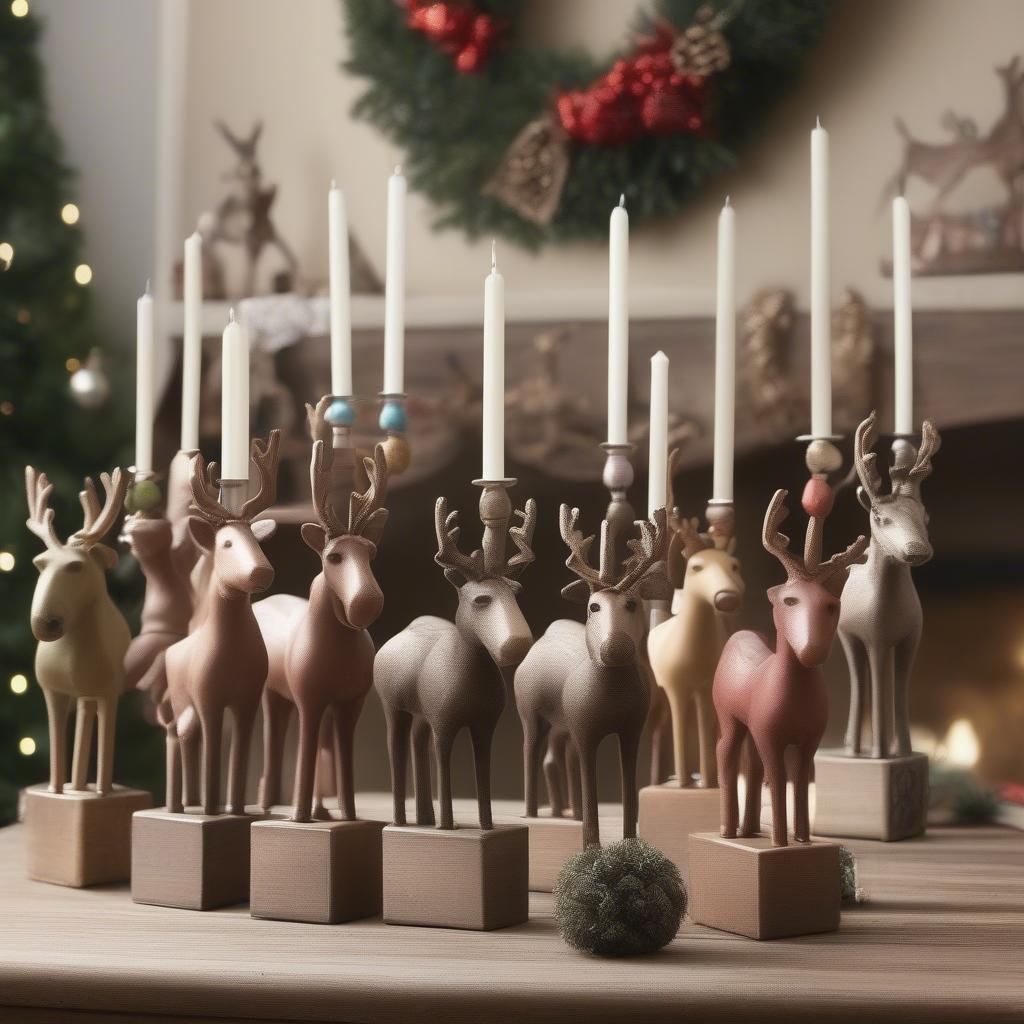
[1,0,1022,822]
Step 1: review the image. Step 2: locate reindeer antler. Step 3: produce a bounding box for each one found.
[816,533,869,587]
[674,513,713,559]
[559,504,604,593]
[188,452,231,526]
[506,499,537,577]
[240,430,280,520]
[306,395,333,450]
[69,469,129,549]
[435,498,484,583]
[762,490,805,581]
[349,443,389,538]
[309,439,346,538]
[618,508,668,595]
[854,410,885,503]
[888,418,940,497]
[25,467,61,550]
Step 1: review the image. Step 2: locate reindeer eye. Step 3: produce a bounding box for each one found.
[690,563,704,573]
[473,594,492,608]
[783,596,799,606]
[222,539,233,549]
[327,552,342,565]
[589,602,600,613]
[624,599,637,613]
[732,562,740,572]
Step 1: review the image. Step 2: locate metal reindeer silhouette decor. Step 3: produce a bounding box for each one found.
[23,466,152,887]
[815,411,940,842]
[515,505,672,850]
[376,481,535,930]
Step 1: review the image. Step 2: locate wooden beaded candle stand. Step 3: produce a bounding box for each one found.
[374,479,534,930]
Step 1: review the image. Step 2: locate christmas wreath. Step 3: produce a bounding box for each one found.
[343,0,835,248]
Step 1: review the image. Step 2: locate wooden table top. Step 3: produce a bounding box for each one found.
[1,795,1021,1024]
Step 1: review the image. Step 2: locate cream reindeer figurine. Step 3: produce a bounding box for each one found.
[25,466,132,795]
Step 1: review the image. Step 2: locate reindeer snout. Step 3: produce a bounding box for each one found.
[600,635,636,666]
[247,565,274,593]
[345,585,384,630]
[31,615,64,642]
[498,635,532,667]
[714,589,741,613]
[903,541,932,566]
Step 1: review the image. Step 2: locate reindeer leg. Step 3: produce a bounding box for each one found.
[740,735,764,837]
[717,719,745,838]
[869,644,895,760]
[258,689,290,812]
[291,708,322,823]
[543,733,565,818]
[332,700,361,822]
[384,708,411,826]
[893,631,920,757]
[576,735,601,848]
[522,715,547,819]
[312,707,335,820]
[667,690,689,788]
[199,708,223,816]
[433,728,456,831]
[181,727,201,808]
[566,740,583,821]
[759,740,788,847]
[43,689,71,794]
[411,717,435,826]
[165,722,183,814]
[793,745,814,843]
[470,721,495,830]
[95,696,117,796]
[694,690,718,789]
[619,727,642,840]
[71,698,96,791]
[841,632,867,755]
[227,703,257,816]
[646,686,669,786]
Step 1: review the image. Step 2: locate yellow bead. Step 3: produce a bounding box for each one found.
[382,435,411,475]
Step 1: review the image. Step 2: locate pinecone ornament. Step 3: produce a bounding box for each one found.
[670,5,731,78]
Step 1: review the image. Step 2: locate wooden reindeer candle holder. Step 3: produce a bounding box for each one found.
[249,429,390,924]
[639,500,744,881]
[815,411,940,841]
[23,466,152,887]
[375,480,535,930]
[514,505,672,889]
[131,432,280,911]
[689,479,867,939]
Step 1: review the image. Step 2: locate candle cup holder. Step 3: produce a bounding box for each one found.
[374,478,536,929]
[378,391,411,477]
[815,411,940,842]
[600,441,637,572]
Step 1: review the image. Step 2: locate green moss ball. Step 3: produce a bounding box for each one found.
[553,838,685,957]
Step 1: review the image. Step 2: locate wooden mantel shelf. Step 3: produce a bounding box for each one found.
[1,796,1021,1024]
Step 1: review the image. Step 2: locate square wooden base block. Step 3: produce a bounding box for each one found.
[24,784,152,888]
[250,818,384,924]
[814,750,929,841]
[131,808,255,911]
[382,824,528,930]
[688,832,840,940]
[522,816,584,892]
[638,784,720,882]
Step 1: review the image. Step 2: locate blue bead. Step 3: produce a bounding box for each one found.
[325,399,355,426]
[379,401,407,433]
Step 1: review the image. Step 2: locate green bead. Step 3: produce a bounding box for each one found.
[128,479,161,513]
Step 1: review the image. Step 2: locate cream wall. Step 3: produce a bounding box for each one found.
[179,0,1024,316]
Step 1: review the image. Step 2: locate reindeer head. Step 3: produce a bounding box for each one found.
[26,466,130,642]
[187,432,280,597]
[854,410,940,567]
[216,120,262,185]
[301,426,389,630]
[561,506,673,668]
[763,489,868,668]
[435,493,536,668]
[669,511,744,614]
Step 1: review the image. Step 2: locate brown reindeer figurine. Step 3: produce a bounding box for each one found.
[515,505,672,848]
[374,486,535,831]
[26,466,132,795]
[255,434,389,822]
[839,412,940,758]
[144,432,280,816]
[715,486,867,846]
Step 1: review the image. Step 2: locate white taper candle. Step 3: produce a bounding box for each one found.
[382,166,406,395]
[181,232,202,451]
[810,118,832,437]
[220,309,250,481]
[893,195,913,435]
[482,241,505,481]
[648,351,669,517]
[328,180,353,396]
[713,198,736,502]
[135,284,155,474]
[607,195,629,445]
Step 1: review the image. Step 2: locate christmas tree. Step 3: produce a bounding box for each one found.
[0,4,154,822]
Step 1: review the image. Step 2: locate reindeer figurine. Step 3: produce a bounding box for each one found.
[516,505,672,848]
[255,431,389,822]
[25,467,132,795]
[839,411,940,759]
[143,433,280,815]
[374,486,535,831]
[715,487,867,846]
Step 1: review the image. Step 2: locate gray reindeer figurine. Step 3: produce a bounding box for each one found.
[515,505,672,848]
[839,410,940,758]
[374,486,536,831]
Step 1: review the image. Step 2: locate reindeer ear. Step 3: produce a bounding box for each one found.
[442,566,469,589]
[89,544,118,570]
[635,570,674,602]
[856,486,871,511]
[822,572,851,598]
[251,519,277,543]
[188,516,217,553]
[300,522,326,553]
[766,584,783,606]
[561,579,591,604]
[361,508,389,549]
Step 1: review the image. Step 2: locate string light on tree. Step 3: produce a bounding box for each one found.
[74,263,92,285]
[0,552,15,572]
[10,0,28,18]
[0,241,13,269]
[61,203,80,225]
[10,675,28,695]
[18,737,36,757]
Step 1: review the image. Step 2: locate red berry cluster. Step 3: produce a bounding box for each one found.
[556,25,710,145]
[405,1,503,74]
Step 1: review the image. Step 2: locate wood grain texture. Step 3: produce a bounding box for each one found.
[2,795,1023,1023]
[638,784,721,882]
[814,750,929,841]
[689,832,841,939]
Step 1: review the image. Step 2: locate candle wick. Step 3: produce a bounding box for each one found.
[491,239,496,271]
[228,307,236,323]
[618,193,626,208]
[815,115,822,129]
[330,177,337,190]
[144,278,151,296]
[394,164,402,177]
[724,194,731,207]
